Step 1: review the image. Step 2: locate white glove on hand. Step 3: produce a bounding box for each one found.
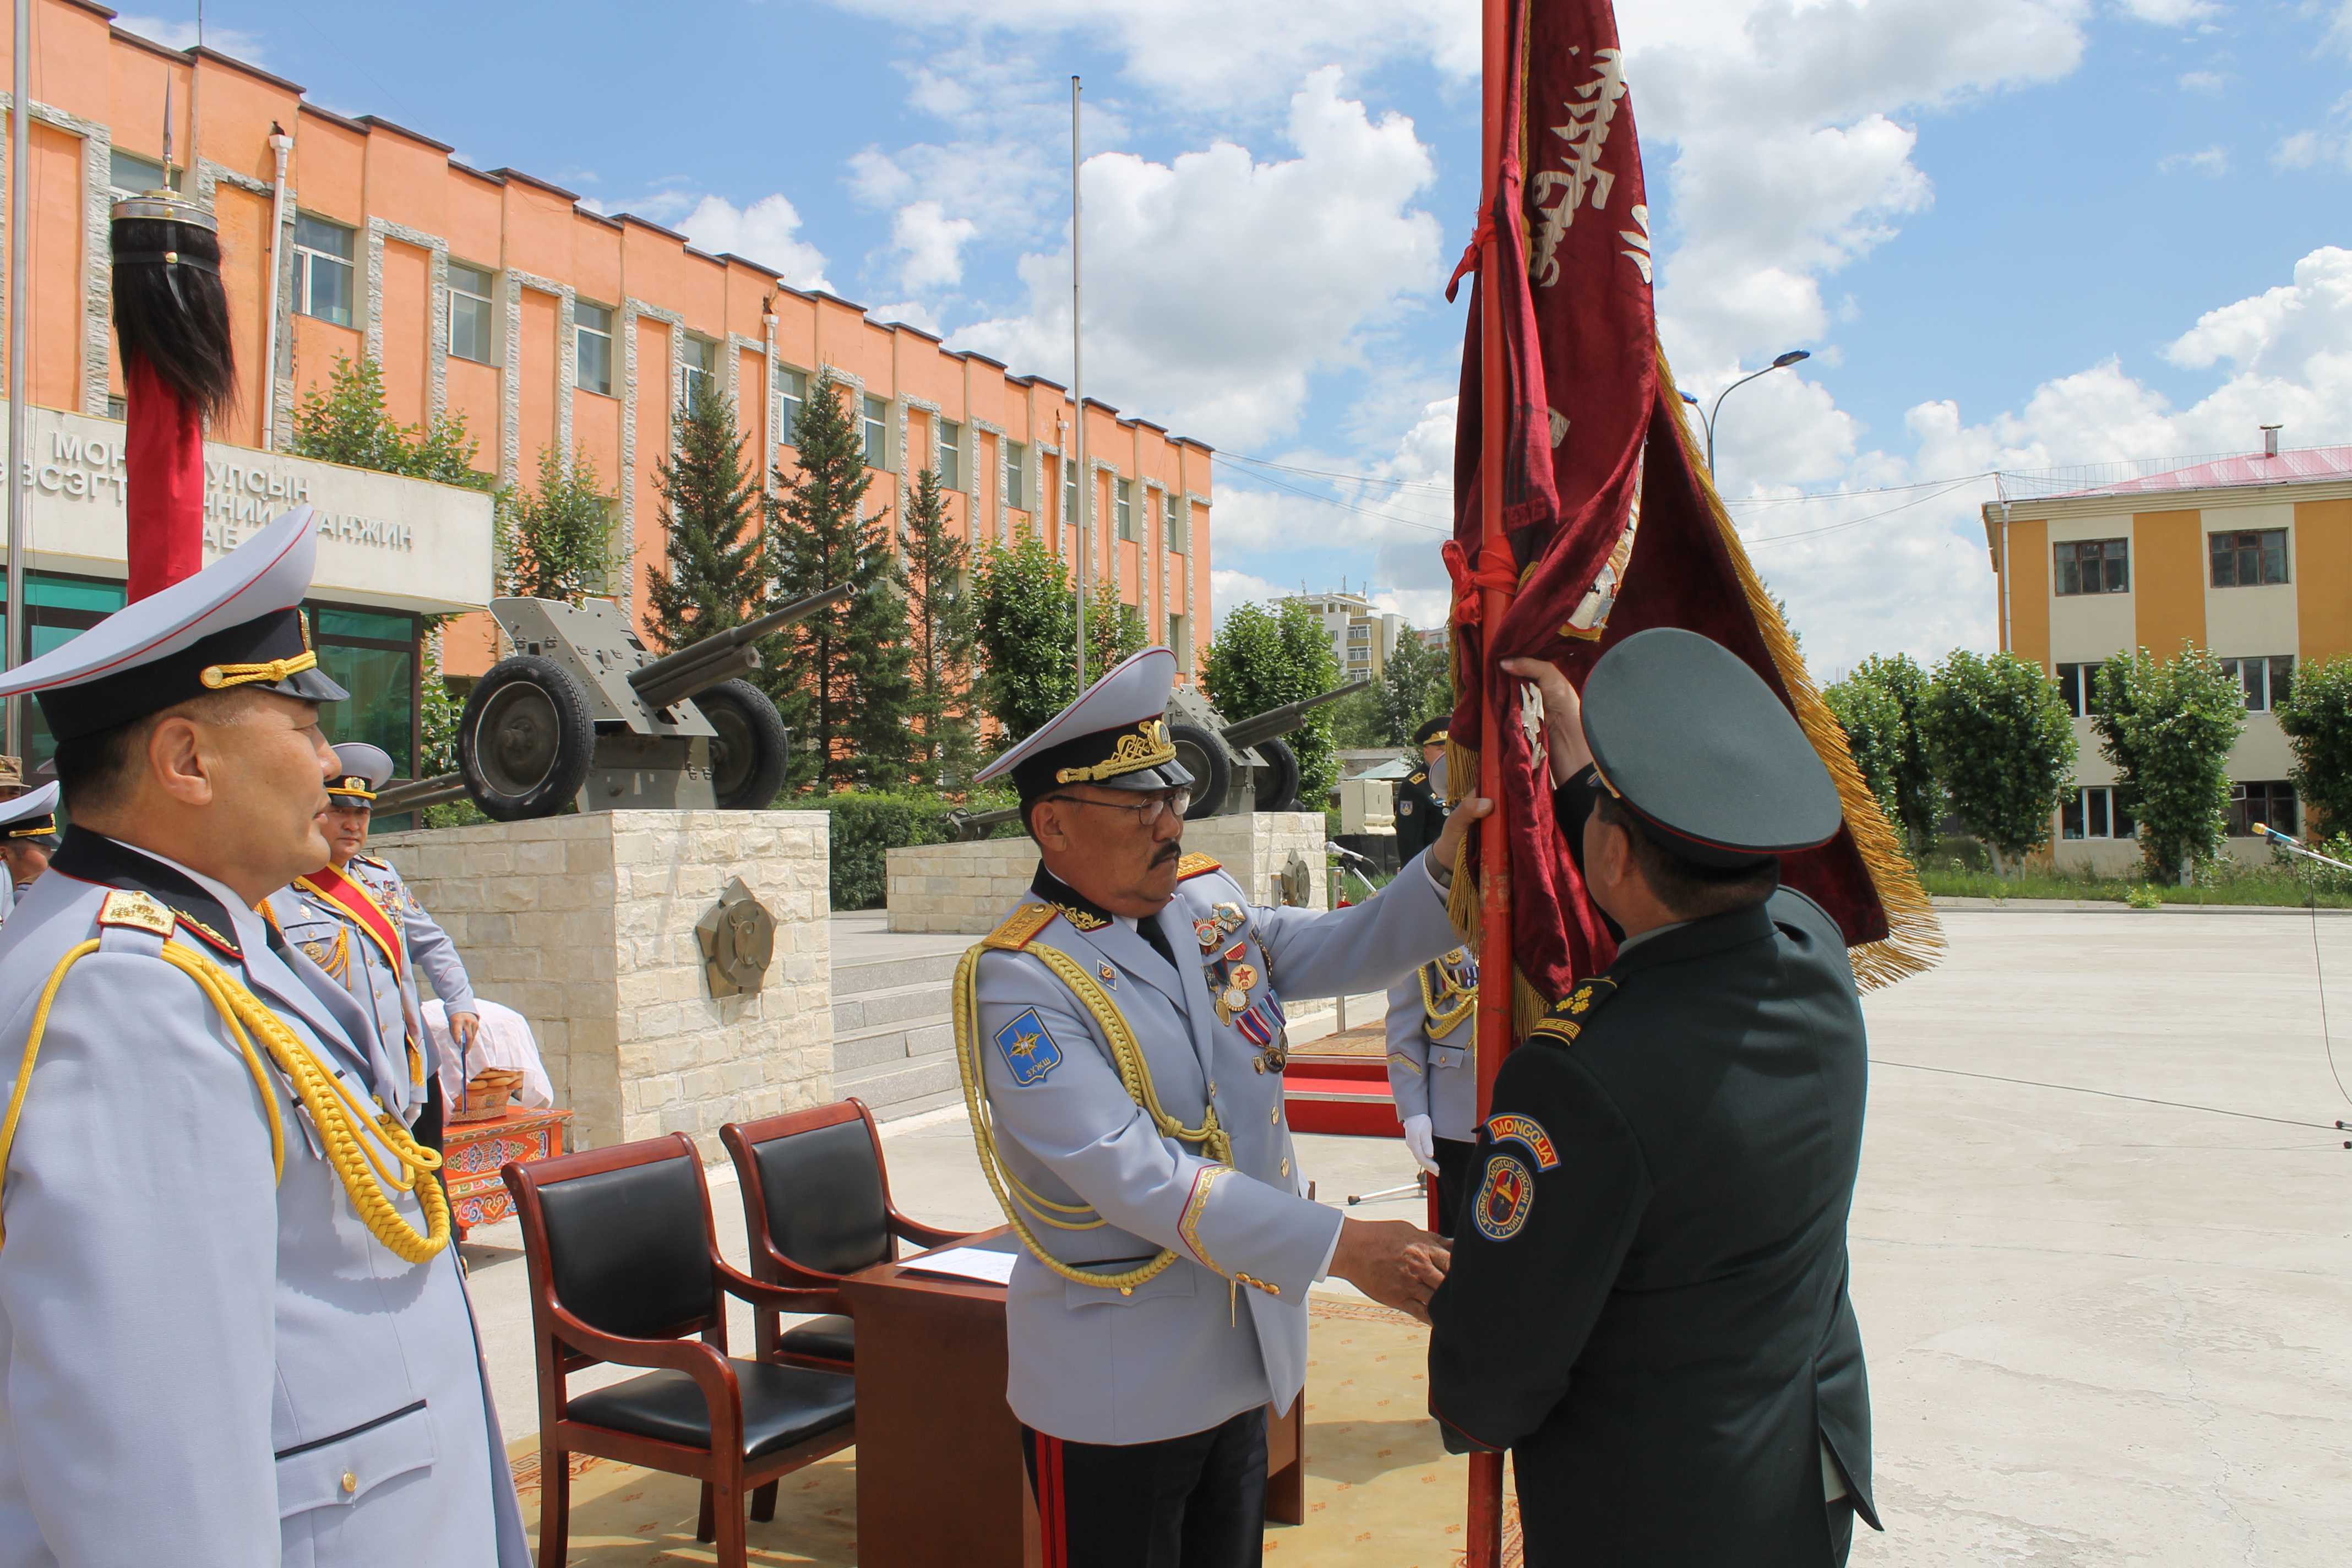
[1402,1114,1439,1174]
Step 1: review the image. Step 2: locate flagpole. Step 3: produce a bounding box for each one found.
[4,0,29,758]
[1070,73,1087,690]
[1467,0,1515,1559]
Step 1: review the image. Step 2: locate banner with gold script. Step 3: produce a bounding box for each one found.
[1445,0,1940,1021]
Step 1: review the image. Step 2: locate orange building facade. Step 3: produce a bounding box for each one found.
[1,0,1214,698]
[1983,437,2351,869]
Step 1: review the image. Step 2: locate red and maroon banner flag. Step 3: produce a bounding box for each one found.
[1446,0,1940,1019]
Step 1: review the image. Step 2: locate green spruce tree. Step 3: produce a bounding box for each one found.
[645,383,759,650]
[903,466,982,790]
[764,368,912,791]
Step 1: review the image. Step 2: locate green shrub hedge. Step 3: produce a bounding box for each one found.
[778,789,1023,911]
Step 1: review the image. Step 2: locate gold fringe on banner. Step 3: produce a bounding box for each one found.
[1653,350,1944,989]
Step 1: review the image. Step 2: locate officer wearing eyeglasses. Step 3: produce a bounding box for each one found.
[956,645,1488,1568]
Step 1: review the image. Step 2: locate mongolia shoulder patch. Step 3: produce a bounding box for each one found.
[992,1007,1064,1087]
[96,889,174,936]
[984,903,1057,952]
[1525,977,1618,1048]
[1484,1112,1560,1170]
[1474,1153,1535,1242]
[1175,853,1223,881]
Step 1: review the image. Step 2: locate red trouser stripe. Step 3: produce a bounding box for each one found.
[1039,1432,1066,1568]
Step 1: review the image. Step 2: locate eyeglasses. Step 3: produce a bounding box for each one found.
[1043,790,1192,828]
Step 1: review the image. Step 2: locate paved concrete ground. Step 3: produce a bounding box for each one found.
[461,907,2352,1564]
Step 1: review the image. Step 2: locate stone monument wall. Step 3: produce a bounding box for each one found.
[369,810,832,1157]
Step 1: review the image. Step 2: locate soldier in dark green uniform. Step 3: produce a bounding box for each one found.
[1424,628,1880,1567]
[1391,715,1449,862]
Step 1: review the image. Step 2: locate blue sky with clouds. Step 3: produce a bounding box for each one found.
[121,0,2352,672]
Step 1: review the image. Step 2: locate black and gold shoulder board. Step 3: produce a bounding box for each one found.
[1525,977,1619,1049]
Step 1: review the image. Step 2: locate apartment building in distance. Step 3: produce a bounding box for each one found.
[1281,587,1408,684]
[0,0,1213,776]
[1984,432,2349,871]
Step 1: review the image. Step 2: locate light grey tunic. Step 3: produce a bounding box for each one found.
[0,834,528,1567]
[972,850,1458,1444]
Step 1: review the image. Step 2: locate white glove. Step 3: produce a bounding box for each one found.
[1401,1114,1439,1174]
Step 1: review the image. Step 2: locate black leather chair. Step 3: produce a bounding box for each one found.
[503,1133,856,1567]
[720,1098,973,1372]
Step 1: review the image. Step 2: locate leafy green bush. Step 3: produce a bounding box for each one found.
[2125,884,2163,910]
[778,788,1021,911]
[1920,649,2077,873]
[2275,656,2352,835]
[2090,647,2243,884]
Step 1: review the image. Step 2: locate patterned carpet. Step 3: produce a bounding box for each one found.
[509,1297,1521,1566]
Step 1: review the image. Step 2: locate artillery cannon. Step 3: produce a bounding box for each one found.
[940,677,1370,840]
[373,585,850,822]
[1164,678,1369,820]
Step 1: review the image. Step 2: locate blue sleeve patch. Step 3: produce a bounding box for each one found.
[993,1008,1064,1086]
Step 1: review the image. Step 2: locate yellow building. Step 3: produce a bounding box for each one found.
[1983,433,2350,870]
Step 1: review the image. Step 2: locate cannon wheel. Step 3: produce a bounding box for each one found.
[458,654,595,821]
[1169,721,1231,820]
[698,678,790,810]
[1252,736,1302,813]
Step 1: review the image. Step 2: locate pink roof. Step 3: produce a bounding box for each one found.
[2059,445,2352,498]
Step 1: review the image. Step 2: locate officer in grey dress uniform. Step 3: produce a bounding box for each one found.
[1384,943,1478,1235]
[0,509,529,1566]
[0,783,60,924]
[267,742,481,1152]
[956,646,1483,1568]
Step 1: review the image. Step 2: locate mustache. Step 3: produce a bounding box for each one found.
[1151,842,1181,866]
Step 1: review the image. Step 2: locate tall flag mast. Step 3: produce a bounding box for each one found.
[1447,2,1942,1552]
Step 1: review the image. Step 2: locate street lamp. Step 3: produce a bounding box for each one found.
[1681,349,1810,475]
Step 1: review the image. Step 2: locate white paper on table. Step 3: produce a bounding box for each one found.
[898,1245,1020,1286]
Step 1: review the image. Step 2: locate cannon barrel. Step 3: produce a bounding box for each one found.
[1217,677,1372,752]
[627,582,853,704]
[371,772,469,816]
[948,805,1023,843]
[631,640,764,714]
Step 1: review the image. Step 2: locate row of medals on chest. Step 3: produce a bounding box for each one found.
[1194,901,1286,1075]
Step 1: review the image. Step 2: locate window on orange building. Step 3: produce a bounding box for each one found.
[2226,781,2297,837]
[1003,441,1027,509]
[293,214,356,327]
[678,335,718,409]
[1165,492,1188,554]
[1063,455,1080,528]
[447,262,498,364]
[2052,537,2127,596]
[2209,528,2288,588]
[937,420,962,488]
[108,149,179,199]
[2217,655,2294,711]
[576,302,614,395]
[776,367,807,445]
[863,396,891,469]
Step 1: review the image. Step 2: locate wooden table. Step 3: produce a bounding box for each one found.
[440,1104,571,1239]
[840,1229,1305,1568]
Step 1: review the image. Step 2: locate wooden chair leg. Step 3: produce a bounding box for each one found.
[751,1479,779,1522]
[541,1446,570,1568]
[697,1480,717,1543]
[715,1480,748,1568]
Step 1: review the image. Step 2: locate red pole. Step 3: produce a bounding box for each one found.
[1466,0,1515,1559]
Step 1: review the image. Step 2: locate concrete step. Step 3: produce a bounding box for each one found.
[865,1084,965,1123]
[837,1054,960,1116]
[834,1016,954,1074]
[835,949,963,998]
[833,978,956,1035]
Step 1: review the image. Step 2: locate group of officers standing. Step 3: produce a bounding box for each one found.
[0,502,1879,1568]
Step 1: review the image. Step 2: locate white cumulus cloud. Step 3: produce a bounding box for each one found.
[951,68,1441,449]
[639,192,832,293]
[890,200,980,292]
[2157,145,2230,177]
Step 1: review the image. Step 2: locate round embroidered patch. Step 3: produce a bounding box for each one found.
[1474,1154,1535,1242]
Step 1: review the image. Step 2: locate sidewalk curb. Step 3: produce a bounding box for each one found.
[1931,895,2352,918]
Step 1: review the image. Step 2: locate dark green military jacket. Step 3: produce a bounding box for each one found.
[1392,767,1445,862]
[1427,887,1878,1567]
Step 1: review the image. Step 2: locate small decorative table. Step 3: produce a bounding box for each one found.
[442,1105,573,1239]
